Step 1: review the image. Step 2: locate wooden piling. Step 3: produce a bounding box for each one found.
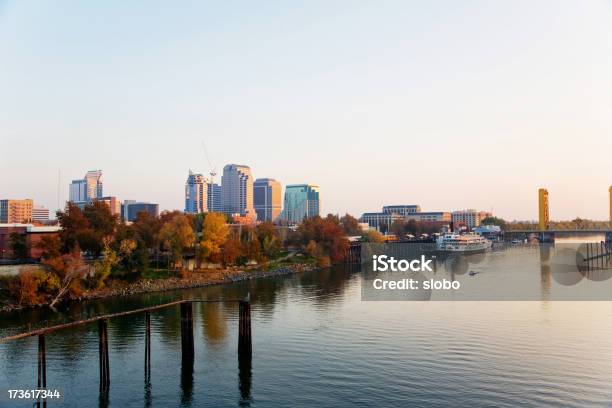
[144,312,151,382]
[180,303,194,360]
[98,319,110,393]
[37,334,47,408]
[238,300,252,354]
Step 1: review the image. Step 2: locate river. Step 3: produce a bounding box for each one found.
[2,243,612,407]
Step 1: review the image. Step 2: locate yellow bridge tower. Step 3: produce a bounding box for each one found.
[538,188,549,231]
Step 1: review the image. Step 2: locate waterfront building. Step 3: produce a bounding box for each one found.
[360,212,403,232]
[0,199,33,223]
[185,171,208,214]
[282,184,320,223]
[0,223,61,260]
[69,170,103,205]
[451,209,492,229]
[221,164,256,219]
[123,201,159,222]
[407,211,451,222]
[32,206,50,223]
[382,205,421,216]
[254,178,282,222]
[360,204,451,232]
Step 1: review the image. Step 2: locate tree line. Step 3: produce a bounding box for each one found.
[1,203,355,307]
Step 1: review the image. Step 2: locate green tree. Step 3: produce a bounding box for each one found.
[481,216,507,229]
[8,233,28,260]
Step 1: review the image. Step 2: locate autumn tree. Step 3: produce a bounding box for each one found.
[221,237,242,266]
[340,214,361,236]
[43,252,88,308]
[198,212,229,265]
[158,213,196,268]
[361,229,384,243]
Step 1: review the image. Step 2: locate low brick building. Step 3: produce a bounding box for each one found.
[0,223,61,260]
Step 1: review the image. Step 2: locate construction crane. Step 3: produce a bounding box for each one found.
[201,140,217,184]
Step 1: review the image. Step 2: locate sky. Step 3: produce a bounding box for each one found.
[1,0,611,221]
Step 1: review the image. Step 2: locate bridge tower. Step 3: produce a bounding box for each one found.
[609,186,612,229]
[538,188,549,231]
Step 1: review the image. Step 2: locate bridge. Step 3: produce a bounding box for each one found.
[504,229,612,243]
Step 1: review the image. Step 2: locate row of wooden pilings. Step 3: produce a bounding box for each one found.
[0,299,252,407]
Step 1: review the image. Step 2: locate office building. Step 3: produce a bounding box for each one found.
[123,201,159,222]
[0,199,33,224]
[32,206,50,222]
[382,205,421,216]
[185,171,208,214]
[207,182,222,212]
[283,184,320,223]
[221,164,255,219]
[360,204,451,232]
[69,170,103,204]
[98,196,121,216]
[254,178,282,222]
[451,209,492,229]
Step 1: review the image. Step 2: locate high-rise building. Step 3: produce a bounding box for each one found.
[69,170,103,204]
[32,206,50,222]
[185,171,208,214]
[283,184,320,224]
[221,164,255,219]
[451,209,492,229]
[0,199,33,223]
[207,182,222,212]
[539,188,549,231]
[123,202,159,222]
[254,178,282,222]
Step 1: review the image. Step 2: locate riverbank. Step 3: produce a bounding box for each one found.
[0,262,318,313]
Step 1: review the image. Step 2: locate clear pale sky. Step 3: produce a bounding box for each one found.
[1,1,611,221]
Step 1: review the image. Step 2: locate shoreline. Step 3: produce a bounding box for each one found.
[0,262,318,313]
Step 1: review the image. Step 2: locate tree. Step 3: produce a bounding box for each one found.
[43,252,88,308]
[56,203,90,253]
[257,222,281,259]
[297,215,349,263]
[340,214,361,235]
[35,235,61,260]
[198,213,229,265]
[9,233,28,260]
[481,216,507,229]
[92,238,119,289]
[390,219,406,238]
[158,214,196,267]
[221,237,242,266]
[361,229,384,243]
[56,202,117,257]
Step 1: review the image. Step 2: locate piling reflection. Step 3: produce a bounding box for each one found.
[180,351,194,407]
[238,346,252,406]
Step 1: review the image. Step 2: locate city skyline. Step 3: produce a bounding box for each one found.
[2,1,612,220]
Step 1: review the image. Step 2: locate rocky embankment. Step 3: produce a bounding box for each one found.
[1,263,317,312]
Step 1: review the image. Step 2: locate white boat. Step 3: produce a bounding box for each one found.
[436,232,492,253]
